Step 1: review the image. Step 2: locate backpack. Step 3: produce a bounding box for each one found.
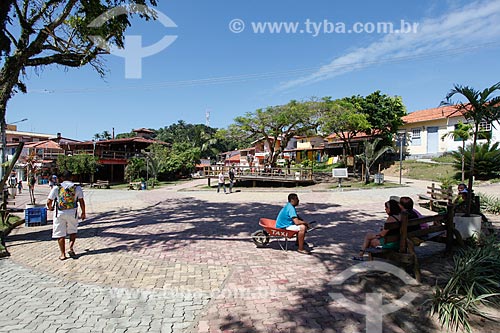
[57,185,77,210]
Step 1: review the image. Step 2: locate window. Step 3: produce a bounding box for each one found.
[479,120,492,132]
[411,128,421,146]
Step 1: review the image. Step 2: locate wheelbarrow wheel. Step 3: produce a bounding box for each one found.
[252,230,270,247]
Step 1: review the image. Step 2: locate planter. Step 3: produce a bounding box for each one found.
[454,213,482,239]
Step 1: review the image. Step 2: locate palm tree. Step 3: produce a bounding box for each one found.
[25,151,39,205]
[441,121,472,181]
[442,82,500,214]
[356,138,393,184]
[101,131,112,140]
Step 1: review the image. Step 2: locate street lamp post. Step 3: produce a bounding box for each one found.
[397,130,406,185]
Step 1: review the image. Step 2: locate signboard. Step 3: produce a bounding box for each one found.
[332,168,348,178]
[346,156,355,167]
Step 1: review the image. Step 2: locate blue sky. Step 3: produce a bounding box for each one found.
[6,0,500,140]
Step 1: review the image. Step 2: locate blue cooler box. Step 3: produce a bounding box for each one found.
[25,207,47,226]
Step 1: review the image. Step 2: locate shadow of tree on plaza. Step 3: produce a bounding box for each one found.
[9,194,448,332]
[80,198,385,255]
[215,254,441,333]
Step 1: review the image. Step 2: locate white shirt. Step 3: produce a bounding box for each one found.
[48,181,84,216]
[218,173,225,184]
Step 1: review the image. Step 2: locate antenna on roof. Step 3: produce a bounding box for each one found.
[205,108,211,127]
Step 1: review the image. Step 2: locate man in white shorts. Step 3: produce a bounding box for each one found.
[275,193,310,254]
[47,170,86,260]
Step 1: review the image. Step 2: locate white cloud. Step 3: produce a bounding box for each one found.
[279,0,500,91]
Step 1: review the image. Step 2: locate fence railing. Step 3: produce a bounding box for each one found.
[202,165,313,181]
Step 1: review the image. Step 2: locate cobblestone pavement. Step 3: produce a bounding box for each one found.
[1,179,497,332]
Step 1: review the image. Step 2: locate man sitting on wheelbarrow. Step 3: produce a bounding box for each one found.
[276,193,311,254]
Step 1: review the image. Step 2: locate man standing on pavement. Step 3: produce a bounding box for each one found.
[47,170,86,260]
[217,169,226,194]
[228,166,235,193]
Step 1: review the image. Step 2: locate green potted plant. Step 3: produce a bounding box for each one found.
[442,82,500,237]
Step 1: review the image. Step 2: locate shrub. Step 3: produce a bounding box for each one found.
[429,234,500,332]
[451,142,500,180]
[478,193,500,215]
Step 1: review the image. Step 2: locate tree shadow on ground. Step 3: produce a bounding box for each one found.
[8,195,453,332]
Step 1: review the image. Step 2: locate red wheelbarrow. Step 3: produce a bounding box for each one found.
[251,218,317,251]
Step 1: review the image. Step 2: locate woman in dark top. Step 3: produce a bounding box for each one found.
[353,199,402,260]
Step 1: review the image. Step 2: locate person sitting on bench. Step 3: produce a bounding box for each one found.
[354,199,401,261]
[276,193,311,254]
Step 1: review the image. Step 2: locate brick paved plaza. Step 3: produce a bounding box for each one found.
[1,179,498,332]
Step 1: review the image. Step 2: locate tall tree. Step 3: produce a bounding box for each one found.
[0,0,158,189]
[443,82,500,214]
[155,121,228,159]
[319,98,371,157]
[234,100,318,166]
[346,91,407,146]
[57,154,99,182]
[164,142,200,178]
[143,142,169,187]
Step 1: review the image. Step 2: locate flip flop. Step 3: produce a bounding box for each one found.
[68,250,76,258]
[352,256,364,261]
[297,249,311,255]
[59,256,68,261]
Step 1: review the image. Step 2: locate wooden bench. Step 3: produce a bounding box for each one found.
[367,206,463,282]
[418,183,453,212]
[92,180,110,189]
[128,182,142,190]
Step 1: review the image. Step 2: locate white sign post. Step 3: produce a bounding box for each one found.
[332,168,348,188]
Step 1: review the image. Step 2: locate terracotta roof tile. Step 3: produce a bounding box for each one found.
[23,140,63,149]
[402,105,462,124]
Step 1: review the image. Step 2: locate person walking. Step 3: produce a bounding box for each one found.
[228,166,235,193]
[217,170,227,194]
[46,170,86,261]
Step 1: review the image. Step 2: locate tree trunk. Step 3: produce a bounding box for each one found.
[365,162,370,184]
[1,54,24,185]
[466,124,479,215]
[461,141,465,182]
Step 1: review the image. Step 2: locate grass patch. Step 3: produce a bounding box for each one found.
[384,160,457,182]
[108,180,188,190]
[0,215,21,232]
[431,154,455,164]
[1,215,22,252]
[329,181,403,190]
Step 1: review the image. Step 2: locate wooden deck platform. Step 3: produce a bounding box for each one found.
[203,166,314,186]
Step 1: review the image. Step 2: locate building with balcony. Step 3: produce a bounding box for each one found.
[68,135,169,182]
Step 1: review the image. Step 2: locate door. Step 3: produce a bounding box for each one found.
[427,127,439,154]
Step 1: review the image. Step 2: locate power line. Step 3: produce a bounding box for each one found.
[27,42,499,95]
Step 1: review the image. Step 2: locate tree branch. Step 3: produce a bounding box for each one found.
[25,49,101,67]
[27,0,64,27]
[47,0,78,31]
[12,1,27,28]
[24,0,78,60]
[4,27,18,49]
